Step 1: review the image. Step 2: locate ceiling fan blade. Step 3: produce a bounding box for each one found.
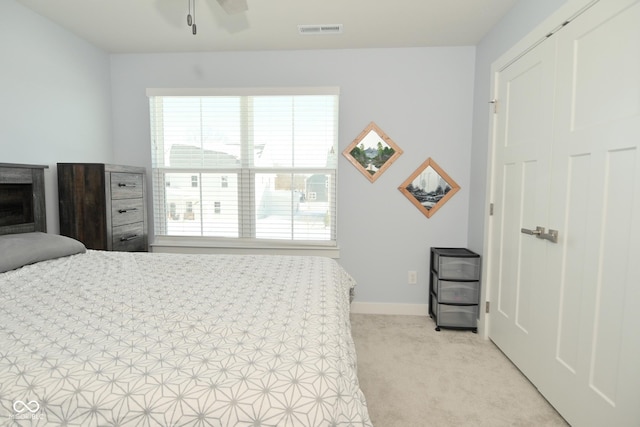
[216,0,248,14]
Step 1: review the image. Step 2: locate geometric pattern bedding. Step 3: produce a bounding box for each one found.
[0,251,372,426]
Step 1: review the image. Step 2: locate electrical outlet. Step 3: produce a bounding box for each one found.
[408,270,417,284]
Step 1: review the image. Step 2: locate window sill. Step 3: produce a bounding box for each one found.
[150,236,341,259]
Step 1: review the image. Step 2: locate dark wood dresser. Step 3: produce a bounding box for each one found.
[57,163,148,252]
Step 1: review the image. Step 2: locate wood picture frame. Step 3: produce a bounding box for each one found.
[398,157,460,218]
[343,122,403,183]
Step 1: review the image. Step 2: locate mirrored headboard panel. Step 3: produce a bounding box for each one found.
[0,163,48,235]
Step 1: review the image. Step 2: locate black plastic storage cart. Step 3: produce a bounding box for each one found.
[429,247,481,333]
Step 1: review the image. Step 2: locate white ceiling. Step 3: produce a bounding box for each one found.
[16,0,517,54]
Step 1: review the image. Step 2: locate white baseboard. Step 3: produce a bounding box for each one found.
[350,302,429,316]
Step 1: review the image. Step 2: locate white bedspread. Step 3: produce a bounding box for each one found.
[0,251,371,426]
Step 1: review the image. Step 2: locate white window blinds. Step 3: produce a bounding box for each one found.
[148,87,339,245]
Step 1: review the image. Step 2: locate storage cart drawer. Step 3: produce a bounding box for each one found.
[433,302,478,329]
[433,274,480,304]
[433,253,480,280]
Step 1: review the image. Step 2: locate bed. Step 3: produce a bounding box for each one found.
[0,163,372,426]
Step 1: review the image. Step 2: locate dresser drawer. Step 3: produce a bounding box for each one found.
[432,272,480,304]
[112,222,145,251]
[111,173,143,199]
[111,198,144,227]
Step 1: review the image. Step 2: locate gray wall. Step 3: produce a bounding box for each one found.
[0,0,114,232]
[2,0,574,307]
[110,48,475,305]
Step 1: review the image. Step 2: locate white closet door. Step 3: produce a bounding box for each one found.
[542,1,640,425]
[488,0,640,426]
[488,0,640,427]
[487,37,556,385]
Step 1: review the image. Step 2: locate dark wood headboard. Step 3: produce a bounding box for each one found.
[0,163,48,235]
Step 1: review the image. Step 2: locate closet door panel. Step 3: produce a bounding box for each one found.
[544,1,640,425]
[590,150,636,397]
[554,153,591,371]
[488,38,556,385]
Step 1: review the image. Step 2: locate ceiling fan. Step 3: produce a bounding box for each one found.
[186,0,248,34]
[216,0,249,14]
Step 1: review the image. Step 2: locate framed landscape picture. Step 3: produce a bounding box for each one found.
[398,157,460,218]
[343,122,403,183]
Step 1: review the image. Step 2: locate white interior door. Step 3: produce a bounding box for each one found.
[488,0,640,425]
[541,1,640,425]
[487,37,556,386]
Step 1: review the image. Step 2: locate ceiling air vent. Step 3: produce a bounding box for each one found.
[298,24,343,35]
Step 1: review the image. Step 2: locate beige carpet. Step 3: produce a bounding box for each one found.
[350,314,569,427]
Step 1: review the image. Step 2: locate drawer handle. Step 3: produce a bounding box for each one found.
[118,208,138,213]
[120,234,139,242]
[117,183,137,188]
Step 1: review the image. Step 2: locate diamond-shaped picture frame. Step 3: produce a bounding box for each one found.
[343,122,403,183]
[398,157,460,218]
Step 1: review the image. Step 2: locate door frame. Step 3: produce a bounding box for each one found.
[479,0,600,339]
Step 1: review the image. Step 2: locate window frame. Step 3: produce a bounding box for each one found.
[147,87,340,254]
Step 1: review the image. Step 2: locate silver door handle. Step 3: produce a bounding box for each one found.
[541,229,559,243]
[521,226,544,236]
[521,226,559,243]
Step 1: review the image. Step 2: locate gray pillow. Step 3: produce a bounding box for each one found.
[0,232,86,273]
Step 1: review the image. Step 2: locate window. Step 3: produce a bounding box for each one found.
[148,87,339,246]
